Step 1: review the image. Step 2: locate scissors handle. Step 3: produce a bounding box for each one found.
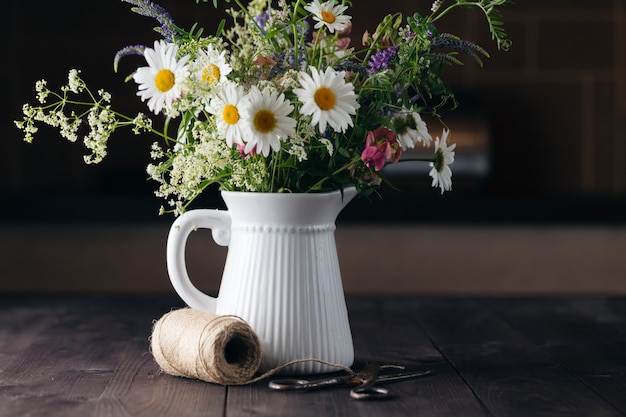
[350,385,389,400]
[348,363,389,400]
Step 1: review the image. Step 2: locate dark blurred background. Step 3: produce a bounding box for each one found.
[3,0,626,294]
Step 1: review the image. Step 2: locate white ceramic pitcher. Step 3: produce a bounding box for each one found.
[166,187,357,374]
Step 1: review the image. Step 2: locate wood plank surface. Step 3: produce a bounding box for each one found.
[483,297,626,413]
[0,295,227,417]
[403,297,626,417]
[1,295,626,417]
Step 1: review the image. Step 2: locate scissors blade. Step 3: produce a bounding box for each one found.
[268,367,431,392]
[376,369,432,384]
[268,375,356,391]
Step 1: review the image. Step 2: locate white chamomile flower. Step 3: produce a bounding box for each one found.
[429,129,456,194]
[393,110,432,150]
[294,66,359,134]
[194,44,232,86]
[241,86,296,157]
[206,81,247,147]
[304,0,351,33]
[133,40,190,114]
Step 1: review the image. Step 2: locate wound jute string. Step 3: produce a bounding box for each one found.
[150,308,355,385]
[151,308,262,385]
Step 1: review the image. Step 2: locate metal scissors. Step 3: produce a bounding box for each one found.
[348,362,386,400]
[268,363,431,400]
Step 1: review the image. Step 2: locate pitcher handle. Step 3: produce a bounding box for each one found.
[166,209,232,313]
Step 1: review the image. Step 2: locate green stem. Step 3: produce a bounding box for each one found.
[308,157,358,191]
[292,0,303,68]
[231,0,257,28]
[56,98,174,141]
[269,148,285,192]
[429,2,464,24]
[430,0,511,50]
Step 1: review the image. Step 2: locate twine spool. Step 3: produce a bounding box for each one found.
[151,308,262,385]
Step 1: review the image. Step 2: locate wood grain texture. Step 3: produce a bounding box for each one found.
[1,295,626,416]
[405,297,626,417]
[483,297,626,413]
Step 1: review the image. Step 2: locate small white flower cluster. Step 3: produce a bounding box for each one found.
[431,0,443,13]
[16,69,154,165]
[65,69,86,94]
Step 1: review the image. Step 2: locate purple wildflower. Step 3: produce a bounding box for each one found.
[393,84,406,99]
[268,47,308,78]
[113,45,147,73]
[115,0,180,72]
[288,46,307,69]
[255,12,270,32]
[297,20,311,38]
[122,0,179,42]
[334,60,367,76]
[367,46,399,74]
[269,52,287,78]
[429,33,488,65]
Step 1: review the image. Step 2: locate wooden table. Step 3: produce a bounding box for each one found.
[1,294,626,417]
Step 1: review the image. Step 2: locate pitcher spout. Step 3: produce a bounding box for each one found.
[340,187,358,209]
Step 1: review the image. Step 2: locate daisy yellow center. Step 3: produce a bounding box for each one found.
[321,10,336,24]
[393,119,408,135]
[155,69,175,92]
[222,104,240,125]
[254,110,276,133]
[203,64,221,84]
[406,114,418,130]
[433,148,444,172]
[314,87,336,111]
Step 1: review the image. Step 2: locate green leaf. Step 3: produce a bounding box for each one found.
[338,147,351,158]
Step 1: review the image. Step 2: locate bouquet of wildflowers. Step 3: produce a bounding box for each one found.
[16,0,511,215]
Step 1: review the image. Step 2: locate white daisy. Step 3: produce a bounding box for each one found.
[241,86,296,157]
[393,110,432,149]
[206,81,247,147]
[304,0,351,33]
[133,40,189,114]
[429,129,456,194]
[294,66,359,134]
[193,44,232,86]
